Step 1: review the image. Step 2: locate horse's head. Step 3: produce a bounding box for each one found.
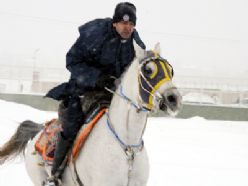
[135,42,182,115]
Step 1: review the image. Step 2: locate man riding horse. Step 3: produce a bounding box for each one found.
[45,2,146,185]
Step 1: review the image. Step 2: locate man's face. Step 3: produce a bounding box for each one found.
[113,21,135,39]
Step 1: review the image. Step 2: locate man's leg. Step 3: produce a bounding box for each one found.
[43,95,84,186]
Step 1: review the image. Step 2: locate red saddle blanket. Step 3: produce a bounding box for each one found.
[35,109,107,163]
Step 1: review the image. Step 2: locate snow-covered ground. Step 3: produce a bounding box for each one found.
[0,99,248,186]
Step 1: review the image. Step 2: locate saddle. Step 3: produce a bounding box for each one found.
[35,90,111,164]
[35,108,107,164]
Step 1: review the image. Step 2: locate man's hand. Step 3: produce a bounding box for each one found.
[96,75,115,89]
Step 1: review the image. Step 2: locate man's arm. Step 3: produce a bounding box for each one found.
[66,36,86,72]
[66,34,101,90]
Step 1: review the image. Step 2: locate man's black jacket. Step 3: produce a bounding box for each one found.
[46,18,145,100]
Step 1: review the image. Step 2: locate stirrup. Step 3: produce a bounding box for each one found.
[42,176,62,186]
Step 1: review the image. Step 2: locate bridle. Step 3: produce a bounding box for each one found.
[105,52,174,112]
[138,52,174,110]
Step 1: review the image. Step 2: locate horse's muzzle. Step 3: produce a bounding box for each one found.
[159,93,180,113]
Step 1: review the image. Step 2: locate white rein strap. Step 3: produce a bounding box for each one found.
[106,112,144,151]
[106,112,144,176]
[105,86,150,112]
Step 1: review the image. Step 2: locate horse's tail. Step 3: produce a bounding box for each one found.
[0,120,43,165]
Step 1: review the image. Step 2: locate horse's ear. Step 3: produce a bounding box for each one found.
[133,40,145,60]
[153,42,161,55]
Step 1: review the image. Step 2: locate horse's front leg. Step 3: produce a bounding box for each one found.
[127,149,149,186]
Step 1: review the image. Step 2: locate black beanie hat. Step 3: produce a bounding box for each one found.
[113,2,137,25]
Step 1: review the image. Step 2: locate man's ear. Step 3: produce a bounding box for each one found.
[112,23,117,28]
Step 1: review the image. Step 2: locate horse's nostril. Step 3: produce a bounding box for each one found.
[167,95,176,104]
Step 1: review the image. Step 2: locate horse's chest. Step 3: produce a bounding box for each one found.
[72,119,149,186]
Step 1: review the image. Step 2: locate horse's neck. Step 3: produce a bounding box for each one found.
[108,59,148,145]
[108,95,148,145]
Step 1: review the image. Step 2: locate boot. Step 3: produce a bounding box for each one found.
[52,133,72,176]
[43,133,72,186]
[42,176,61,186]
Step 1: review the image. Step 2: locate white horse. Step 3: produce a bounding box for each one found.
[0,42,182,186]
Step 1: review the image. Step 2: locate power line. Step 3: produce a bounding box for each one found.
[0,11,80,24]
[147,31,248,43]
[1,11,248,43]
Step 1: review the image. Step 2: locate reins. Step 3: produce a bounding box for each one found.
[104,59,166,112]
[106,109,146,179]
[106,112,144,150]
[105,86,150,112]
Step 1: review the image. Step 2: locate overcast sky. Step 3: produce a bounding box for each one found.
[0,0,248,78]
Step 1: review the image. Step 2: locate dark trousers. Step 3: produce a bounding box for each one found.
[59,95,84,141]
[51,90,112,179]
[58,90,112,141]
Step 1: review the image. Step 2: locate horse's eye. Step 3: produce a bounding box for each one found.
[143,62,158,79]
[144,66,153,75]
